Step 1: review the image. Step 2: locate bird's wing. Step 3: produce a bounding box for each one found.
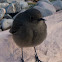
[9,13,23,34]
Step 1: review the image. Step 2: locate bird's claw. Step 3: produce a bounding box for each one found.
[35,55,42,62]
[21,58,24,62]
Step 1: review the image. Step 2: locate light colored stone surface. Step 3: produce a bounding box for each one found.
[11,1,21,12]
[39,0,52,5]
[35,1,56,17]
[20,1,29,9]
[0,3,9,8]
[7,0,24,3]
[0,0,7,3]
[6,3,16,13]
[52,0,62,11]
[0,8,6,20]
[6,1,29,13]
[1,19,13,30]
[5,2,18,13]
[0,10,62,62]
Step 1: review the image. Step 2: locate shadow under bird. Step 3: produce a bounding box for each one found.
[10,8,47,62]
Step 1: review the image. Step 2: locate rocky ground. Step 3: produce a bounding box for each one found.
[0,9,62,62]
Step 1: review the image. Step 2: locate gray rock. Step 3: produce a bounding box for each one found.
[11,1,21,12]
[5,3,16,13]
[0,8,6,20]
[52,0,62,11]
[6,1,25,13]
[20,1,29,9]
[35,2,56,17]
[1,19,13,31]
[27,1,33,3]
[0,3,9,8]
[38,0,52,5]
[0,0,7,3]
[7,0,24,3]
[6,1,29,13]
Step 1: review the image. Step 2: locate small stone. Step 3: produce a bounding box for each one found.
[34,5,55,17]
[7,0,24,3]
[34,1,56,17]
[20,1,29,9]
[0,8,6,20]
[52,0,62,11]
[0,3,9,8]
[11,1,21,12]
[38,0,52,5]
[0,0,7,3]
[1,19,13,31]
[5,3,16,13]
[27,1,33,3]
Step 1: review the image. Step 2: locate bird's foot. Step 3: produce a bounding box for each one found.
[21,58,24,62]
[35,55,42,62]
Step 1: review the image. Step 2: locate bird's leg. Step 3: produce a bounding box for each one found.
[34,47,42,62]
[21,48,24,62]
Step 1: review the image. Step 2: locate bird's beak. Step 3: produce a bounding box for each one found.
[38,18,46,21]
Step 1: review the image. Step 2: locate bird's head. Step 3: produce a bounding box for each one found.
[25,8,46,22]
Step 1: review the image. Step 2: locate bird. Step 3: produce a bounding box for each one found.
[9,8,47,62]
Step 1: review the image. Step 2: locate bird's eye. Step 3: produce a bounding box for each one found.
[31,17,34,20]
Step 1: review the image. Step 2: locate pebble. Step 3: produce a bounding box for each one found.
[20,1,29,9]
[5,3,16,13]
[52,0,62,11]
[0,8,6,20]
[39,0,52,4]
[11,1,21,12]
[34,1,56,17]
[5,1,28,13]
[0,3,9,8]
[1,19,13,31]
[0,0,7,3]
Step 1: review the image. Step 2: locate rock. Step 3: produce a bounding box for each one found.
[34,6,51,17]
[0,3,9,8]
[0,8,6,20]
[20,1,29,9]
[1,19,13,31]
[34,1,56,17]
[4,14,12,19]
[11,1,21,12]
[38,0,52,5]
[6,1,29,13]
[5,3,16,13]
[52,0,62,11]
[7,0,24,3]
[27,1,33,3]
[0,0,7,3]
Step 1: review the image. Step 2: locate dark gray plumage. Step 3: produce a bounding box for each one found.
[10,8,47,62]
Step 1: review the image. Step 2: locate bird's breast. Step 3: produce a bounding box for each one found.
[13,21,47,47]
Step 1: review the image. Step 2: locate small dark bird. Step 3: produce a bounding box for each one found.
[10,8,47,62]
